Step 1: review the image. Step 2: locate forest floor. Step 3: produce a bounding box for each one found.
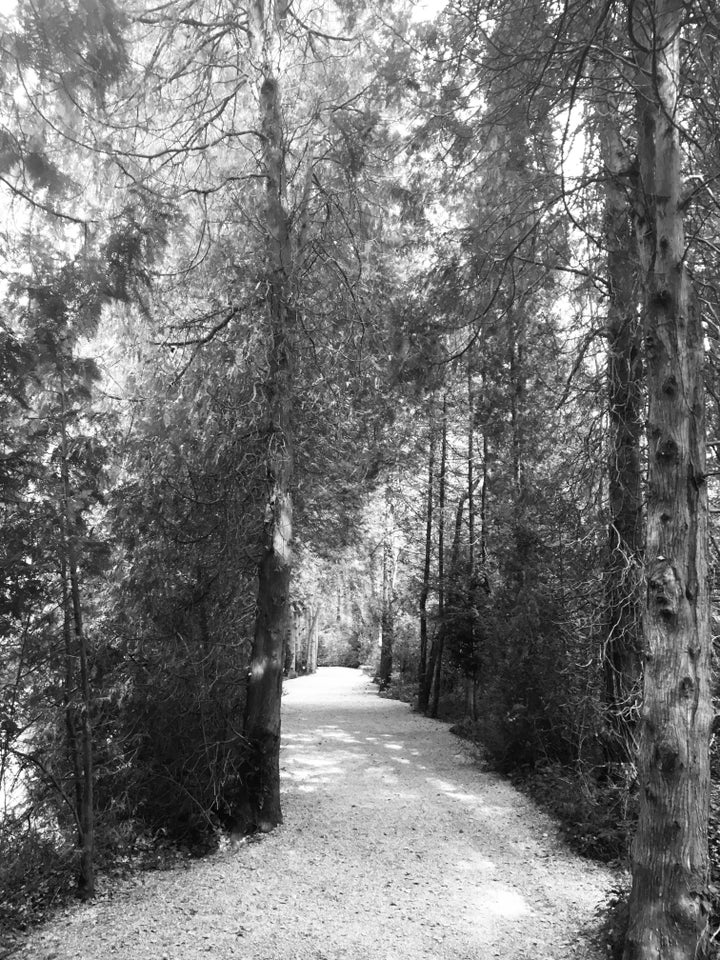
[15,667,618,960]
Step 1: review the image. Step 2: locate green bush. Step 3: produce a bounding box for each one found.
[0,826,75,931]
[517,761,635,861]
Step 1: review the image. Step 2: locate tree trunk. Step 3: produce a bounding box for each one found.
[624,3,711,957]
[378,484,396,689]
[378,607,393,689]
[473,425,489,711]
[432,488,469,721]
[71,539,94,900]
[303,608,311,672]
[509,310,526,501]
[243,0,294,833]
[61,553,83,831]
[59,378,94,899]
[466,362,479,719]
[301,605,319,673]
[284,606,297,676]
[596,85,643,762]
[426,401,447,718]
[306,606,320,674]
[467,364,475,571]
[508,306,529,612]
[480,424,488,568]
[418,427,435,711]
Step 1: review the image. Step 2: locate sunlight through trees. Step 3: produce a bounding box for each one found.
[1,2,719,957]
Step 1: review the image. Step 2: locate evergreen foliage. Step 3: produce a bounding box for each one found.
[1,2,719,957]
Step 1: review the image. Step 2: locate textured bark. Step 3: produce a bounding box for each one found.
[243,0,294,832]
[426,404,447,719]
[378,610,393,689]
[431,488,469,722]
[418,429,435,712]
[378,486,396,689]
[467,366,475,571]
[466,365,479,719]
[624,2,711,957]
[306,606,320,674]
[72,564,94,900]
[284,606,297,676]
[244,521,290,830]
[479,429,488,568]
[61,555,83,831]
[596,89,643,760]
[336,574,343,623]
[509,310,526,501]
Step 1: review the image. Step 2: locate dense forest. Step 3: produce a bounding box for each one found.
[1,0,719,958]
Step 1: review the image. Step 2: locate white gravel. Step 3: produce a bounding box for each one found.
[17,666,617,960]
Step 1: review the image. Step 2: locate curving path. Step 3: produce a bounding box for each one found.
[19,667,616,960]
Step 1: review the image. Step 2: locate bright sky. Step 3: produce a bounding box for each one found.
[412,0,447,21]
[0,0,446,19]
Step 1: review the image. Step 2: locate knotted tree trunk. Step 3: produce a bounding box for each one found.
[624,2,711,957]
[243,0,294,832]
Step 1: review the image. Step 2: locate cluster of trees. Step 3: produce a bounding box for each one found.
[369,4,719,958]
[1,1,719,958]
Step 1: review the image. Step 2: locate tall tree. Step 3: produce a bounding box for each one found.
[417,424,436,708]
[377,482,396,689]
[57,362,95,898]
[424,399,447,718]
[242,0,295,832]
[624,2,711,957]
[593,69,643,762]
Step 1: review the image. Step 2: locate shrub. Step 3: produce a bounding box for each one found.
[0,826,75,931]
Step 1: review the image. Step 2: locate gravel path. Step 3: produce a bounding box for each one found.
[18,667,616,960]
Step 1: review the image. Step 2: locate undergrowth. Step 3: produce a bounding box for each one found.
[507,760,635,862]
[0,823,209,943]
[447,719,720,959]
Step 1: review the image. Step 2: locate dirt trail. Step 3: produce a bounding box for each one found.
[19,667,616,960]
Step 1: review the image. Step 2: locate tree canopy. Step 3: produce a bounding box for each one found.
[2,2,720,958]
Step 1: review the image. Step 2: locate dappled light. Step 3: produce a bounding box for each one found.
[478,885,529,919]
[16,666,613,960]
[275,668,609,956]
[0,0,714,953]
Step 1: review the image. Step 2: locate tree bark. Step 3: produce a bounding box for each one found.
[378,484,396,689]
[624,2,711,957]
[596,85,643,762]
[306,606,320,674]
[61,553,83,833]
[418,427,435,711]
[284,606,297,676]
[479,366,489,570]
[509,309,526,502]
[466,362,479,719]
[243,0,294,833]
[426,401,447,718]
[432,487,469,720]
[467,365,475,571]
